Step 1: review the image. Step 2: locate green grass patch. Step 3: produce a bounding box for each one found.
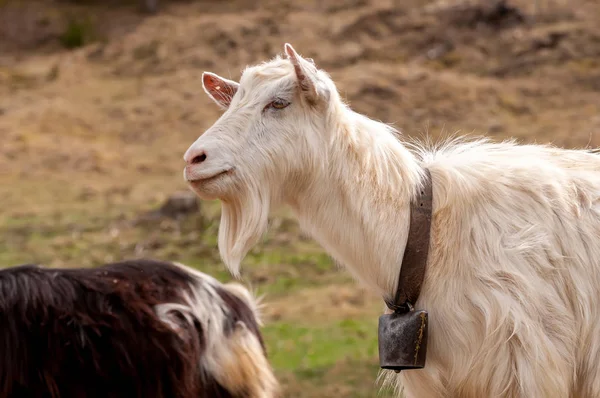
[278,360,396,397]
[0,202,350,295]
[264,317,380,371]
[264,316,397,397]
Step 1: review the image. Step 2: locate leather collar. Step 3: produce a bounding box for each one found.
[385,168,433,313]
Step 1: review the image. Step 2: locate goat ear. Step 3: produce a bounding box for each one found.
[284,43,319,104]
[202,72,239,109]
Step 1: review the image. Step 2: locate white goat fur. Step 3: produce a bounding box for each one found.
[184,44,600,398]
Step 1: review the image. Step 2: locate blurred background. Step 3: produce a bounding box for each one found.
[0,0,599,396]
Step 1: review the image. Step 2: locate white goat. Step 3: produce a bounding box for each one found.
[183,43,600,398]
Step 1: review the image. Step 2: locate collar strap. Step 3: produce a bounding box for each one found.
[385,168,433,313]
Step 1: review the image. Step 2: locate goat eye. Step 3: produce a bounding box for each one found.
[268,98,290,110]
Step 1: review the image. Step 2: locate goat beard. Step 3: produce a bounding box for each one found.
[217,182,271,278]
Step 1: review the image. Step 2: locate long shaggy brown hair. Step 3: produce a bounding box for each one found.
[0,259,278,398]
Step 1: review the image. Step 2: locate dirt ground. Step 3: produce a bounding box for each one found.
[1,0,599,396]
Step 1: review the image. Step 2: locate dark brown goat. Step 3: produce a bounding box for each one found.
[0,259,278,398]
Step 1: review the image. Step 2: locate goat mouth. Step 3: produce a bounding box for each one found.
[187,168,234,184]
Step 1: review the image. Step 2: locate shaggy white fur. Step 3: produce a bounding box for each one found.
[183,43,600,398]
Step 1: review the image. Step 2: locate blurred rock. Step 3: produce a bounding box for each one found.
[140,0,159,14]
[488,121,505,134]
[444,0,526,30]
[134,191,201,227]
[157,191,199,219]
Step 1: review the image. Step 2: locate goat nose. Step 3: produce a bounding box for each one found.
[184,149,207,165]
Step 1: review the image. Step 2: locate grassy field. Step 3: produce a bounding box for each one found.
[0,194,392,396]
[1,0,599,396]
